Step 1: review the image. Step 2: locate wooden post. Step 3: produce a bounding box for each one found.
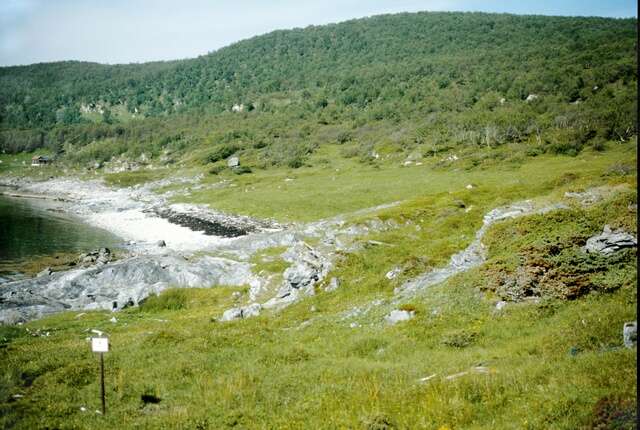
[91,335,109,415]
[100,352,106,415]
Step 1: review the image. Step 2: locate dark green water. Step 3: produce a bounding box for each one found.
[0,192,122,274]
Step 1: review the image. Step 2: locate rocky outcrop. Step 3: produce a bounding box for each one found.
[262,242,331,309]
[395,200,567,299]
[584,225,637,255]
[0,254,262,324]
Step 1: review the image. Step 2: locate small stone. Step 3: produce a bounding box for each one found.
[156,240,166,247]
[384,309,414,325]
[495,301,507,311]
[37,267,52,277]
[385,267,402,280]
[241,303,262,319]
[623,321,637,348]
[227,157,240,168]
[110,317,117,323]
[325,277,340,292]
[219,307,243,321]
[310,305,317,312]
[349,322,360,328]
[417,374,437,383]
[465,184,475,189]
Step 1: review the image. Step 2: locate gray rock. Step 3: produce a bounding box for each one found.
[495,301,507,311]
[623,321,637,348]
[0,254,261,324]
[325,277,340,292]
[241,303,261,318]
[219,303,261,321]
[385,267,402,280]
[584,225,637,255]
[227,157,240,168]
[384,309,414,325]
[219,307,243,322]
[38,267,53,277]
[156,240,167,248]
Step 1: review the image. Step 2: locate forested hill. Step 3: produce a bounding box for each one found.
[0,11,636,163]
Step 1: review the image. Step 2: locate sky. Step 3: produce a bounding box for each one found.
[0,0,636,66]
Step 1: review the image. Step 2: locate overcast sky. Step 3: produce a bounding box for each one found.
[0,0,636,66]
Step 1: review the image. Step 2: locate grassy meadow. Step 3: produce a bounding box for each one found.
[1,141,636,429]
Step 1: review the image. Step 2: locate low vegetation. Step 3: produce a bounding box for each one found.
[1,142,636,428]
[0,10,636,429]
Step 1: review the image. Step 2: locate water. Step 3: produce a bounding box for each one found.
[0,192,122,275]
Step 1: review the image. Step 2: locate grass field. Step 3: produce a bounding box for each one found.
[0,141,637,429]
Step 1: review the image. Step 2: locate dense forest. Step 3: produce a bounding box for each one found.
[0,11,636,168]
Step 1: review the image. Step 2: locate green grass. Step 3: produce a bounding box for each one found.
[0,142,636,429]
[177,141,637,222]
[249,246,289,275]
[103,169,171,187]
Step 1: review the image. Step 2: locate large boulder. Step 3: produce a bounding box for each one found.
[227,157,240,168]
[584,225,637,255]
[384,309,415,325]
[623,321,637,348]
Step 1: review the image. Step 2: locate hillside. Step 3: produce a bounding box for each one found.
[0,12,636,168]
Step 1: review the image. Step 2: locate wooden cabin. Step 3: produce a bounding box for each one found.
[31,156,52,166]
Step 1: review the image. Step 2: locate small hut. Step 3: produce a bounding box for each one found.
[31,156,52,166]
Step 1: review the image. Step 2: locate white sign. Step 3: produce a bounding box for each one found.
[91,337,109,353]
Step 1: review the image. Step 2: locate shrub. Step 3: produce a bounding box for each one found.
[232,166,252,175]
[205,143,238,164]
[139,289,188,312]
[442,330,478,348]
[398,304,418,313]
[208,165,225,175]
[336,131,352,144]
[590,396,636,430]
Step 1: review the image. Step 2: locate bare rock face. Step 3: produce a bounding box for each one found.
[0,254,261,324]
[584,225,637,255]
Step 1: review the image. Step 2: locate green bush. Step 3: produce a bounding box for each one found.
[208,165,225,175]
[139,289,189,312]
[205,144,238,164]
[232,165,252,175]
